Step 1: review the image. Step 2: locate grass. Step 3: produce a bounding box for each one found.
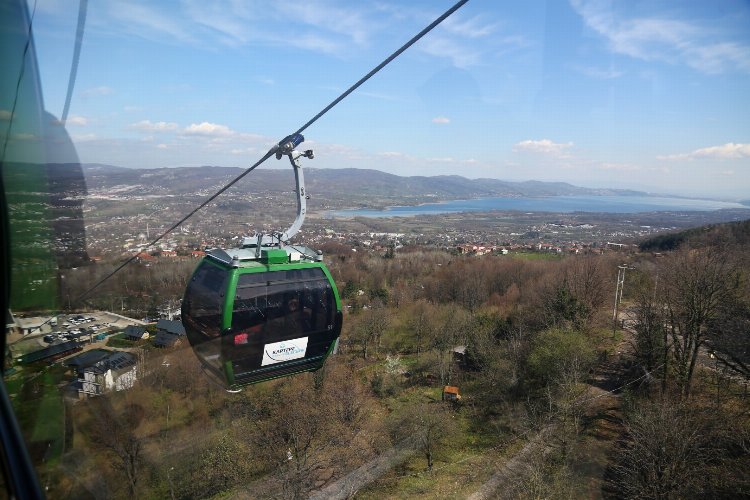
[106,332,142,348]
[349,378,522,499]
[510,251,564,261]
[31,372,66,464]
[11,366,67,466]
[355,410,524,499]
[4,375,25,397]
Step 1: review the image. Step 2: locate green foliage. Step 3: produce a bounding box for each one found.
[10,367,67,465]
[546,286,590,330]
[638,231,688,252]
[192,432,246,496]
[342,280,358,300]
[367,287,389,303]
[512,251,564,261]
[106,333,138,348]
[527,329,596,385]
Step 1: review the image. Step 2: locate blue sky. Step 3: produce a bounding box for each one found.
[31,0,750,198]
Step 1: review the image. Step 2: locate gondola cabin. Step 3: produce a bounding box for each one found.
[182,245,342,390]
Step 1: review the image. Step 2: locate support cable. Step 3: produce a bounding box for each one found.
[61,0,88,124]
[74,0,470,303]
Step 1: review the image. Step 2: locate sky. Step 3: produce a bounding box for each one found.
[30,0,750,199]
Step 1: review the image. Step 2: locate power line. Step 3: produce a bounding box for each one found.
[74,0,470,303]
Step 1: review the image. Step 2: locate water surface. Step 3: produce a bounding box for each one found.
[331,195,746,218]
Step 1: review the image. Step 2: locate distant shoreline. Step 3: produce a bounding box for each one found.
[327,194,750,219]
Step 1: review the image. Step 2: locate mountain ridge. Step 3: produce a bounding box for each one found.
[81,163,649,200]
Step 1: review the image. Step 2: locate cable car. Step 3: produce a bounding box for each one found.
[182,134,342,390]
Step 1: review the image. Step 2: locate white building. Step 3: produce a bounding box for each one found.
[79,351,137,397]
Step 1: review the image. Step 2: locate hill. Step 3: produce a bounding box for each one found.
[81,164,645,203]
[639,218,750,251]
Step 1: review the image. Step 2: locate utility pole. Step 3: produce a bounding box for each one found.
[168,466,175,500]
[612,264,634,334]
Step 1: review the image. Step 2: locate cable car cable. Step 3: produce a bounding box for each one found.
[73,0,470,303]
[61,0,88,124]
[291,0,469,137]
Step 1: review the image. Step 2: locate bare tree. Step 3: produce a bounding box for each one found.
[87,397,144,498]
[708,290,750,380]
[407,299,436,359]
[352,305,390,359]
[250,378,331,500]
[431,305,471,385]
[396,401,456,470]
[612,399,715,499]
[631,282,665,374]
[661,249,741,397]
[565,256,610,319]
[192,432,245,496]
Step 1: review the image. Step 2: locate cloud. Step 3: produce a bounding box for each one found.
[432,117,450,124]
[156,144,168,149]
[514,139,574,156]
[571,0,750,74]
[597,161,641,171]
[0,109,12,121]
[130,120,180,132]
[281,1,371,45]
[355,90,403,102]
[442,15,498,39]
[418,36,481,68]
[425,157,479,165]
[82,86,114,96]
[66,115,88,126]
[107,2,195,44]
[230,147,259,155]
[179,0,373,55]
[657,143,750,161]
[71,133,97,142]
[182,122,234,137]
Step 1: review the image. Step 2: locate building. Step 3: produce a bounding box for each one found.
[65,349,112,371]
[153,319,186,348]
[123,325,149,340]
[14,315,53,336]
[156,319,185,336]
[78,351,137,397]
[153,331,182,348]
[442,386,462,402]
[20,341,82,365]
[5,310,19,336]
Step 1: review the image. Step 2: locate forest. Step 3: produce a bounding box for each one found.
[19,227,750,499]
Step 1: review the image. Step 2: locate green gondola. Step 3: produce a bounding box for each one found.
[182,134,342,390]
[182,246,342,390]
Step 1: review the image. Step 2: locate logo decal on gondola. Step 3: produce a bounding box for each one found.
[261,337,309,366]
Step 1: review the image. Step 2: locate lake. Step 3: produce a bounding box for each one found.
[330,195,747,218]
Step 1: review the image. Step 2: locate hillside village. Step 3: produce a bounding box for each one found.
[8,313,186,400]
